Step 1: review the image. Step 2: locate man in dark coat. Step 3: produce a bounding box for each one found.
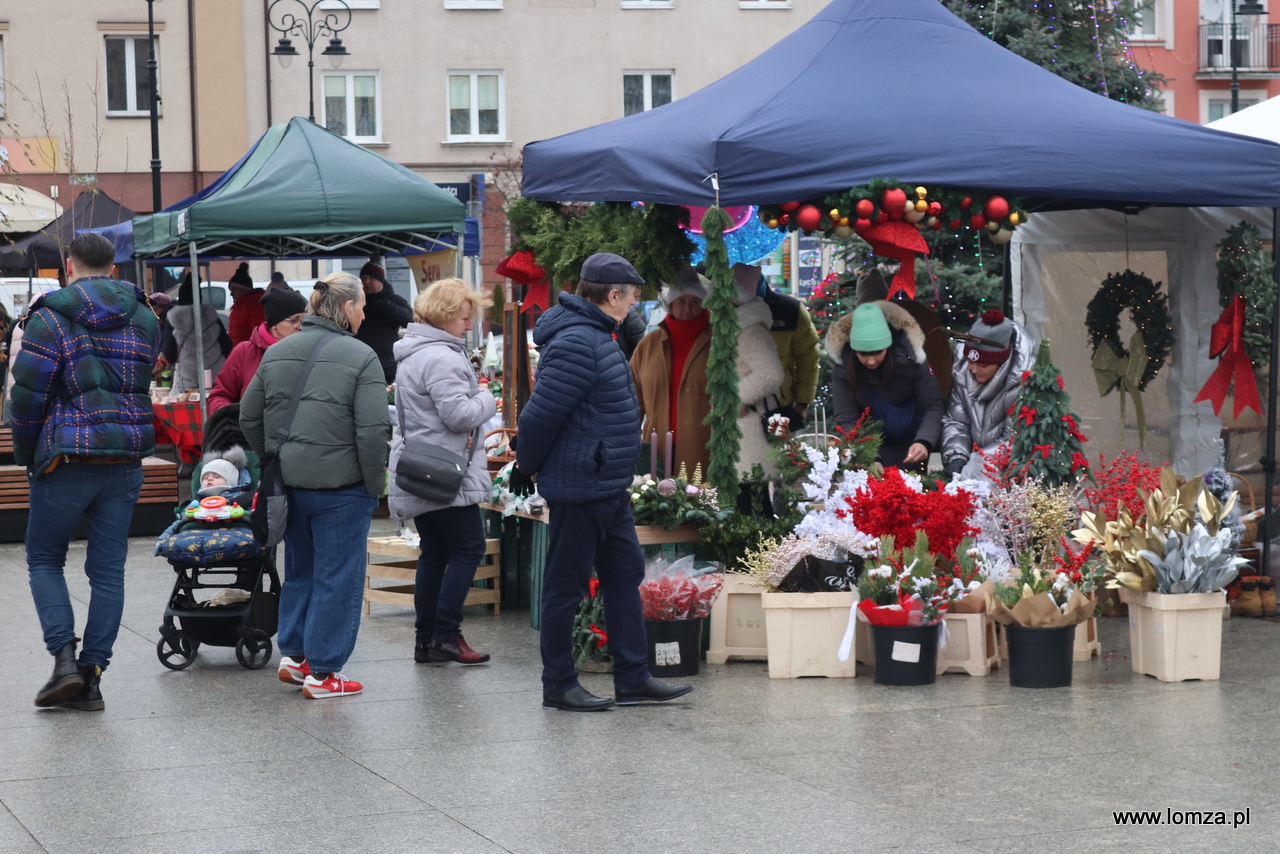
[356,262,413,383]
[515,253,692,712]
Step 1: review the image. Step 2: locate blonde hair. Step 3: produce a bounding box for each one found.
[309,271,362,330]
[414,277,493,328]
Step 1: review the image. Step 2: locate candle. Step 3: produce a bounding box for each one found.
[650,430,658,476]
[665,431,674,478]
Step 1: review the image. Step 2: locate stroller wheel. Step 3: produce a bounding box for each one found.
[157,633,198,670]
[235,630,273,670]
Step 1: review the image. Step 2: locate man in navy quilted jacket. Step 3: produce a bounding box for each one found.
[515,253,693,712]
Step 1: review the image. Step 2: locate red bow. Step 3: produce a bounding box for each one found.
[588,577,600,599]
[588,624,608,647]
[1032,443,1054,459]
[496,250,551,313]
[859,220,929,300]
[1195,294,1261,418]
[1017,406,1037,427]
[1070,451,1090,472]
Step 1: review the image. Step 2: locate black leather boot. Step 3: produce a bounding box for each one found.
[58,664,104,711]
[35,640,85,707]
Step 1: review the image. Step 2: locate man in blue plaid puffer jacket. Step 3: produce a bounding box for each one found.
[516,253,692,713]
[10,233,160,712]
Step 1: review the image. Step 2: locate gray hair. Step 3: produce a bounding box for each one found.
[576,279,635,305]
[309,271,362,330]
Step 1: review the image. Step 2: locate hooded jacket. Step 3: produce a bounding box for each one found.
[240,316,390,497]
[10,276,160,475]
[516,292,641,503]
[354,285,413,383]
[168,302,226,391]
[228,287,266,346]
[941,320,1038,471]
[762,287,821,407]
[388,322,497,517]
[736,298,786,476]
[208,322,278,414]
[826,300,944,459]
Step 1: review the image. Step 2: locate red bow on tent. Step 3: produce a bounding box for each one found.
[495,250,551,313]
[1194,293,1261,418]
[859,220,930,300]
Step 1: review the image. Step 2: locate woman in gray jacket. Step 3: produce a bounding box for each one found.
[241,272,390,699]
[389,278,496,666]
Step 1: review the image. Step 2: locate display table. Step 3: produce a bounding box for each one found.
[152,400,204,464]
[364,536,502,615]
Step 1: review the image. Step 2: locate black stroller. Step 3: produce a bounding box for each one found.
[155,418,280,671]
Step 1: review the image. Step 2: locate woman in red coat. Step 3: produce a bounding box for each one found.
[227,263,266,345]
[208,287,308,413]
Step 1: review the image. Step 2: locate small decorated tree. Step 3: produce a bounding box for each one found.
[1008,339,1089,488]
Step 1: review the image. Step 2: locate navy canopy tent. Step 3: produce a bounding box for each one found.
[522,0,1280,209]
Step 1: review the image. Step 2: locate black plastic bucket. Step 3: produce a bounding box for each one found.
[1005,624,1075,688]
[644,618,702,678]
[870,623,939,685]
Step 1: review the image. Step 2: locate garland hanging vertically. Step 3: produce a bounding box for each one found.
[1215,221,1276,369]
[701,206,742,496]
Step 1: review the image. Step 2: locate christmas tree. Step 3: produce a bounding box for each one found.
[1008,339,1089,487]
[1216,221,1276,368]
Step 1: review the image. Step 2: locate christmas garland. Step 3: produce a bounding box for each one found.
[700,207,742,495]
[1216,221,1276,368]
[1084,270,1172,391]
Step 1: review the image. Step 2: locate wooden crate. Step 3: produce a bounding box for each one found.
[706,574,768,664]
[937,612,1000,676]
[364,535,502,615]
[1073,617,1101,662]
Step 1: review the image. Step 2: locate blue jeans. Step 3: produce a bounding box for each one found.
[413,504,486,645]
[26,461,144,669]
[540,493,651,696]
[279,486,378,675]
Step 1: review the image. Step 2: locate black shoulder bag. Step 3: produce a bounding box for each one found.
[251,334,335,546]
[394,386,479,504]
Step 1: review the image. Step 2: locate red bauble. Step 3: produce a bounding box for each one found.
[780,201,801,213]
[949,218,962,230]
[969,214,987,230]
[854,199,875,218]
[927,201,942,216]
[854,217,872,231]
[795,204,823,231]
[882,187,907,215]
[779,213,790,225]
[959,196,973,210]
[984,195,1010,221]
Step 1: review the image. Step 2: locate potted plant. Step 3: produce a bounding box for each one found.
[1075,467,1246,682]
[637,560,724,678]
[991,560,1098,688]
[629,463,730,533]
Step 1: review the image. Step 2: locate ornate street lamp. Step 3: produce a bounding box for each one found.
[1231,0,1268,114]
[267,0,351,123]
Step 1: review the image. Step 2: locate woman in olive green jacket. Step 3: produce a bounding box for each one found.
[241,272,390,699]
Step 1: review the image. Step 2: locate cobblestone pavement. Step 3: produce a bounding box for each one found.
[1,520,1277,853]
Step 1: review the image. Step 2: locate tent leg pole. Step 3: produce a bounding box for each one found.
[189,241,207,427]
[1265,209,1279,582]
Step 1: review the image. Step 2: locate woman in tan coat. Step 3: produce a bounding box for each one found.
[630,275,712,479]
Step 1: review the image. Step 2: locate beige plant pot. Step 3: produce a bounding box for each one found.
[936,612,1000,676]
[1073,617,1101,662]
[706,574,768,664]
[760,591,857,679]
[1120,589,1227,682]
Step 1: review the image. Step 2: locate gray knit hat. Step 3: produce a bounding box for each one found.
[964,309,1014,365]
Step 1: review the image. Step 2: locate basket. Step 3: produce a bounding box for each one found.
[485,428,518,474]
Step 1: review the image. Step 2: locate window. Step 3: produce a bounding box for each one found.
[322,71,381,142]
[447,71,505,141]
[104,35,156,116]
[1132,0,1158,36]
[445,0,503,7]
[623,71,673,117]
[1207,97,1260,122]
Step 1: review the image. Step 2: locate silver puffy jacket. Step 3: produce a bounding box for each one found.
[940,322,1038,470]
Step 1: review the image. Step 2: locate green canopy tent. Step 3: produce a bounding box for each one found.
[130,117,466,419]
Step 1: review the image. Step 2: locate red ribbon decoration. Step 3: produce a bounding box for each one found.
[495,250,552,314]
[588,577,600,599]
[588,624,608,647]
[1194,293,1261,418]
[1017,405,1037,427]
[1032,443,1055,459]
[859,220,929,300]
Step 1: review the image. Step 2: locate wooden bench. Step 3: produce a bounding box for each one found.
[0,455,178,511]
[364,536,501,615]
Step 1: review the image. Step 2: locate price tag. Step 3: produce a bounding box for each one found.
[891,641,921,663]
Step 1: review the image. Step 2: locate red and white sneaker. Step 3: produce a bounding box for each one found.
[278,656,311,686]
[302,672,363,699]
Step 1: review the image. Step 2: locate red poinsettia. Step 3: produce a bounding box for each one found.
[837,467,978,559]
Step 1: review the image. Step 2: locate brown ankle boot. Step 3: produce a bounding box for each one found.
[1233,579,1264,617]
[1259,577,1278,617]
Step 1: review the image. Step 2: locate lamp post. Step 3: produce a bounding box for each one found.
[1231,0,1268,114]
[267,0,351,124]
[146,0,162,212]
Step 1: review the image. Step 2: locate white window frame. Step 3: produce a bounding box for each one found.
[1201,87,1266,123]
[1130,0,1173,46]
[320,70,383,143]
[445,70,507,143]
[623,70,676,117]
[104,34,158,117]
[1157,89,1175,117]
[445,0,503,7]
[621,0,674,9]
[739,0,792,8]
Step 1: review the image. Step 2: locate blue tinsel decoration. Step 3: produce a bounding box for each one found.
[688,207,787,267]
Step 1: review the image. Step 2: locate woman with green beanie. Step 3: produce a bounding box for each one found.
[825,301,944,472]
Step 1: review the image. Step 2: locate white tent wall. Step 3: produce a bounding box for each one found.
[1011,206,1272,478]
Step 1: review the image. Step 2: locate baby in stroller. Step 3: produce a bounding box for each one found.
[157,447,256,553]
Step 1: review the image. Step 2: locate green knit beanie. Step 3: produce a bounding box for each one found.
[848,303,892,352]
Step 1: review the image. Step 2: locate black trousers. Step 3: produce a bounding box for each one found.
[540,492,651,695]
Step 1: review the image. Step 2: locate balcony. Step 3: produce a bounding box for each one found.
[1199,21,1280,72]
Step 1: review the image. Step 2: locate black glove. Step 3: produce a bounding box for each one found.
[943,457,965,476]
[509,466,536,497]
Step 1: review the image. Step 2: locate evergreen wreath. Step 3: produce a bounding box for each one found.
[1216,221,1276,368]
[1084,270,1173,391]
